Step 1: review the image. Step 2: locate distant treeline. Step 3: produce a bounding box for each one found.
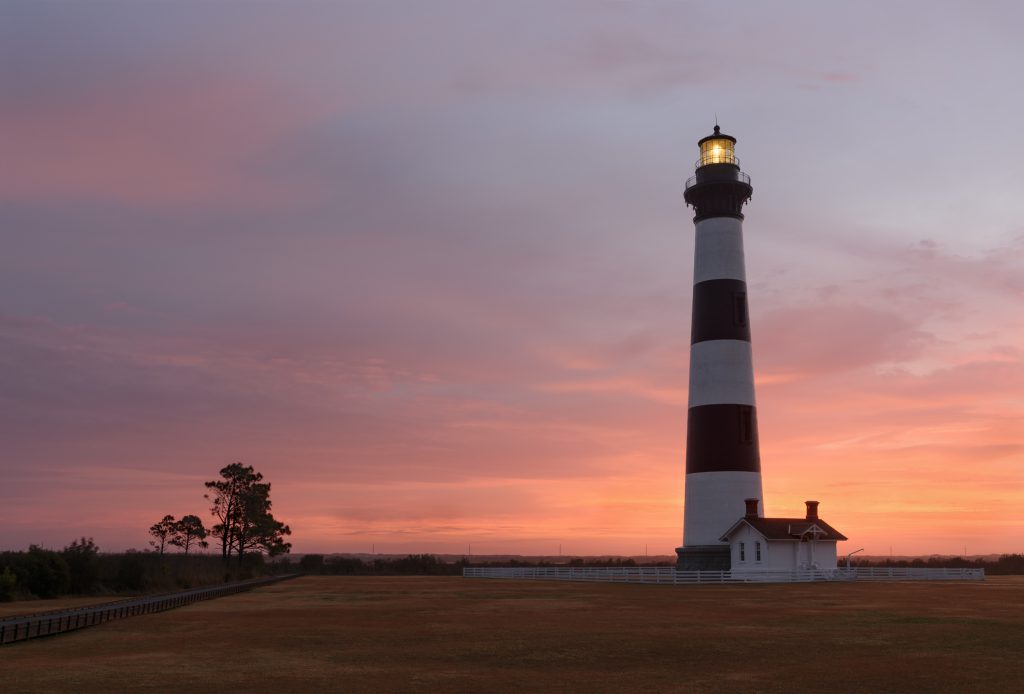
[294,555,663,576]
[0,538,285,602]
[296,554,462,576]
[4,548,1020,600]
[293,553,1024,576]
[848,554,1024,575]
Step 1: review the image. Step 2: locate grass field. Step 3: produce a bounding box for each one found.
[1,576,1022,693]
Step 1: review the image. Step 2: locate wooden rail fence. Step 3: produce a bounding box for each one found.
[0,573,298,645]
[462,566,985,584]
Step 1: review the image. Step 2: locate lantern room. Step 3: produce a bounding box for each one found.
[698,125,738,167]
[684,123,752,221]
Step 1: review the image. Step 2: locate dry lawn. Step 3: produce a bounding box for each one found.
[1,576,1022,693]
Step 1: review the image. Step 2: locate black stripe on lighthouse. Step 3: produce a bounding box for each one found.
[686,268,761,475]
[686,404,760,473]
[691,278,750,343]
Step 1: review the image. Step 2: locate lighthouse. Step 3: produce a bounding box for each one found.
[676,125,763,570]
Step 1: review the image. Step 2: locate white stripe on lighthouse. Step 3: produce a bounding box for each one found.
[693,217,748,284]
[682,471,764,546]
[688,339,757,408]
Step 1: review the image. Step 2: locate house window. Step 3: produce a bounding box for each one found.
[755,542,762,562]
[739,542,746,562]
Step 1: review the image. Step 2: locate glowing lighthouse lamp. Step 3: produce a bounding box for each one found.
[699,129,739,166]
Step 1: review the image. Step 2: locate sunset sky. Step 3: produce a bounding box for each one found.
[2,1,1022,557]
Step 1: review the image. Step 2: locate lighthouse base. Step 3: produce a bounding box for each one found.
[675,545,731,571]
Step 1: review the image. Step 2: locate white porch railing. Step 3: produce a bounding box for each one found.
[462,566,984,584]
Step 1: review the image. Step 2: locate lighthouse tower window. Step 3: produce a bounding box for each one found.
[733,291,748,327]
[738,406,755,445]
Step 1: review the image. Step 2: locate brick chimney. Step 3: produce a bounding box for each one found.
[805,500,819,520]
[744,498,759,519]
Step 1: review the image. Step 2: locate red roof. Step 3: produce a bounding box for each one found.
[720,517,848,542]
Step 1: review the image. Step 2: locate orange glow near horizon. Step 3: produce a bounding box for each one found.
[2,2,1022,559]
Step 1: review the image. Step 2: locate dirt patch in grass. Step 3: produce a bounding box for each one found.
[1,576,1021,693]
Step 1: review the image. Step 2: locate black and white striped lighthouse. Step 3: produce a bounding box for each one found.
[676,125,763,570]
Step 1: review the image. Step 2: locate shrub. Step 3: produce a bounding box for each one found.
[63,537,101,594]
[299,554,325,574]
[21,547,71,598]
[0,567,17,601]
[325,556,365,575]
[114,553,147,592]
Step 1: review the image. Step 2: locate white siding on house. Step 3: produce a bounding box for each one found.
[726,521,840,572]
[729,525,791,571]
[819,541,838,568]
[797,539,838,570]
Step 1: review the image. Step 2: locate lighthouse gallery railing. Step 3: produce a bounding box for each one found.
[685,169,751,191]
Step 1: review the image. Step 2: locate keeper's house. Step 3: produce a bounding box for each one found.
[719,499,847,573]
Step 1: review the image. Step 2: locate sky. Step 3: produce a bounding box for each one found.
[2,0,1022,557]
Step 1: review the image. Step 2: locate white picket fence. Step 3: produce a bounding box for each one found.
[462,566,984,584]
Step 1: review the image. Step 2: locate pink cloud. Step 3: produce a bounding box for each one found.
[2,68,335,207]
[753,303,932,379]
[820,72,860,83]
